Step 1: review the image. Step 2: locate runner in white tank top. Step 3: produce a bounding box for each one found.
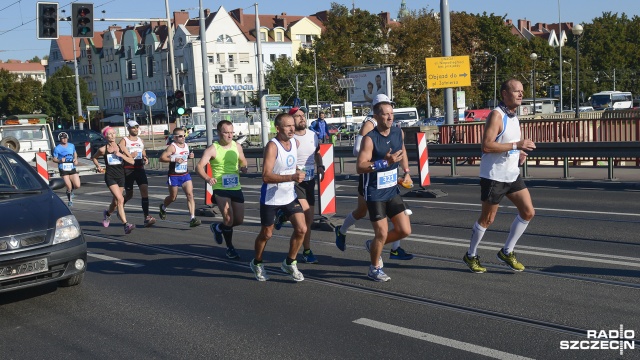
[463,79,537,274]
[250,113,308,282]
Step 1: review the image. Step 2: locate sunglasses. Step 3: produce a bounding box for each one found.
[175,135,185,138]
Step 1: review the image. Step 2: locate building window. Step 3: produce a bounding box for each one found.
[270,54,276,62]
[239,53,250,64]
[245,74,253,83]
[260,31,267,42]
[228,54,235,68]
[214,74,223,84]
[276,32,283,42]
[208,56,214,63]
[234,74,242,83]
[297,34,313,44]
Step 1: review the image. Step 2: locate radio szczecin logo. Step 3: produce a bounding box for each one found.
[560,325,636,355]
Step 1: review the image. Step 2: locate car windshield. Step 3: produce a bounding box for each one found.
[0,153,44,192]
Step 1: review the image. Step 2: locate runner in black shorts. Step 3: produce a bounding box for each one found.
[93,126,136,234]
[120,120,155,227]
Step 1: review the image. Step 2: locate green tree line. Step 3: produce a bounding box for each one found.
[267,4,640,115]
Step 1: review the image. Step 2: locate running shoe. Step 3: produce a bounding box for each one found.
[463,253,487,273]
[102,209,111,228]
[335,225,346,251]
[274,209,287,230]
[159,204,167,220]
[280,259,304,282]
[496,249,525,272]
[365,240,383,268]
[210,222,224,244]
[226,247,240,260]
[390,247,414,260]
[189,217,202,228]
[144,216,156,227]
[124,223,135,234]
[302,250,318,264]
[367,265,390,282]
[250,259,269,281]
[67,200,73,207]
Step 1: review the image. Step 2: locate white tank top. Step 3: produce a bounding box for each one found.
[123,136,144,164]
[261,138,298,206]
[479,107,521,182]
[294,130,318,181]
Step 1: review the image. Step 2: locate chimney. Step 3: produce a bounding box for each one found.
[204,8,210,18]
[173,11,189,28]
[518,19,530,32]
[275,15,287,29]
[230,8,244,25]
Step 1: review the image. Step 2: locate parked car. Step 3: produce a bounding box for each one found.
[184,129,219,148]
[0,145,87,293]
[53,129,107,156]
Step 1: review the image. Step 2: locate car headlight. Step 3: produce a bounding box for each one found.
[53,215,82,244]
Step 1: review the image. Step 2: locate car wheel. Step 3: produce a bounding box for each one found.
[58,271,85,287]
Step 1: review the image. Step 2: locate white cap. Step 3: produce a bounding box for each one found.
[371,94,395,108]
[127,120,139,127]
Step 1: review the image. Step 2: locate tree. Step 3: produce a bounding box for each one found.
[5,78,44,115]
[30,56,41,63]
[0,69,18,116]
[41,66,92,120]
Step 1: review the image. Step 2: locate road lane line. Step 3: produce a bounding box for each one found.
[88,252,144,267]
[353,318,534,360]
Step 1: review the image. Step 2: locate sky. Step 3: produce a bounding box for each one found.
[1,0,638,61]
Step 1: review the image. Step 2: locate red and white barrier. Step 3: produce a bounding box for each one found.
[36,152,49,182]
[318,143,336,215]
[416,132,431,187]
[204,163,213,205]
[85,142,91,159]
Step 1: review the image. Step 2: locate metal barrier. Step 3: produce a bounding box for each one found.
[146,141,640,181]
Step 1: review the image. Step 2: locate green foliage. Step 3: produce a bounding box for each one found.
[41,66,92,120]
[0,69,44,116]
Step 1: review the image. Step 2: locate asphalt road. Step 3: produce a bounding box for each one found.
[1,170,639,360]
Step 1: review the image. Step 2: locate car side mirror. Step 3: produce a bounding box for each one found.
[49,177,66,190]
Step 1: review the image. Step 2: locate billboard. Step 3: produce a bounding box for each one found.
[346,67,393,105]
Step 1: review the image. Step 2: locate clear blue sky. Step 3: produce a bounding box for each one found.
[1,0,637,61]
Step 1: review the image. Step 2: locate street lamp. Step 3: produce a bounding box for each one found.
[530,52,538,114]
[572,24,584,118]
[484,52,498,108]
[563,60,573,111]
[302,44,319,116]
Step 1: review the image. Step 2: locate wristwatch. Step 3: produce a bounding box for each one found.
[512,143,518,150]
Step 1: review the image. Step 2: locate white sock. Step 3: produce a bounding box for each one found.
[340,212,357,234]
[503,215,529,254]
[161,204,167,211]
[391,240,400,250]
[467,222,487,257]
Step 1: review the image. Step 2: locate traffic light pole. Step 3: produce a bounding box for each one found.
[72,36,84,130]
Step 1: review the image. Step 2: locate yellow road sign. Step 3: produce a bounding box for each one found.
[425,56,471,89]
[77,116,85,123]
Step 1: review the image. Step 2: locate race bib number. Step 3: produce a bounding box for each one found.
[128,146,143,159]
[507,149,520,157]
[61,162,74,171]
[106,154,122,165]
[376,169,397,189]
[222,174,239,188]
[171,154,188,173]
[304,168,314,181]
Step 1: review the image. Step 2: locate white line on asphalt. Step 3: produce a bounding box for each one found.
[88,252,144,267]
[353,318,534,360]
[72,200,640,268]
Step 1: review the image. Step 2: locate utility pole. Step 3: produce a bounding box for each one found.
[440,0,454,125]
[255,3,269,147]
[199,0,213,145]
[165,0,178,126]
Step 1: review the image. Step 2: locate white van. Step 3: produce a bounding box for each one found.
[393,107,420,127]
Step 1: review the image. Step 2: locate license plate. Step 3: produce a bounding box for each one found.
[0,258,48,280]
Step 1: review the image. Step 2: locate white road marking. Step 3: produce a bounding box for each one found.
[88,252,144,267]
[353,318,534,360]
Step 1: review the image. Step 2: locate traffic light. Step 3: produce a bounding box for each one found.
[167,95,176,117]
[71,3,93,38]
[174,90,185,116]
[37,2,58,40]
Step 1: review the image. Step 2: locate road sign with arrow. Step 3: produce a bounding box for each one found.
[425,56,471,89]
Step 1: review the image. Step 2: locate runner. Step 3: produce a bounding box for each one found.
[158,127,201,228]
[335,94,413,261]
[119,120,155,227]
[274,107,325,264]
[249,113,307,282]
[196,120,248,259]
[92,126,136,234]
[356,99,413,281]
[52,131,80,207]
